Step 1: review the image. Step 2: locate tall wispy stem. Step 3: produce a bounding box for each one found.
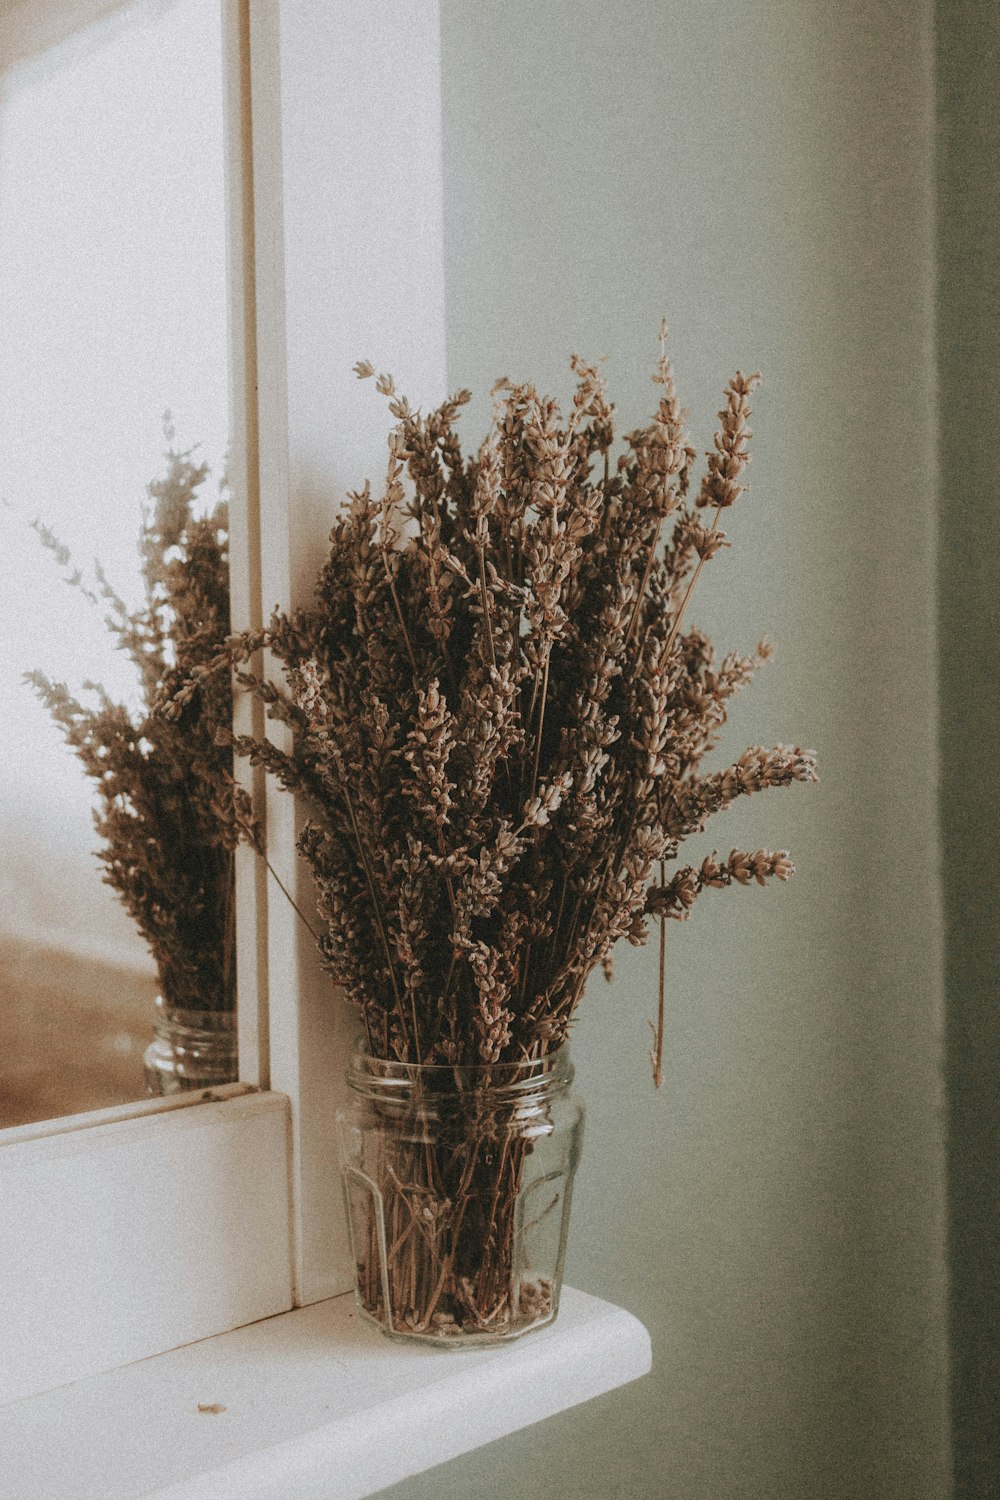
[660,505,723,659]
[625,514,664,646]
[477,545,497,671]
[382,547,419,680]
[336,760,407,1031]
[650,858,667,1089]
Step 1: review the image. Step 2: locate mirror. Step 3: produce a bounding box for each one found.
[0,0,232,1127]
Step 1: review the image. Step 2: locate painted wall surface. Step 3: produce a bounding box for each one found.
[384,2,950,1496]
[937,5,1000,1496]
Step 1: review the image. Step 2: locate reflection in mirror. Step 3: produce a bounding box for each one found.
[0,0,232,1128]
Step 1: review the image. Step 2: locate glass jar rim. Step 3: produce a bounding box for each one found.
[346,1036,573,1097]
[153,994,237,1033]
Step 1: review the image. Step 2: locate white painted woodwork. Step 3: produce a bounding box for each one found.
[225,0,271,1091]
[0,0,296,1410]
[254,0,449,1307]
[0,1286,651,1500]
[0,1090,293,1406]
[0,1078,256,1147]
[1,0,454,1410]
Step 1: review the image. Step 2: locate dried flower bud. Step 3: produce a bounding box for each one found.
[297,659,330,729]
[697,370,763,511]
[689,522,729,561]
[522,770,573,828]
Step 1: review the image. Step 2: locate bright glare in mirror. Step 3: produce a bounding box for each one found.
[0,0,229,1125]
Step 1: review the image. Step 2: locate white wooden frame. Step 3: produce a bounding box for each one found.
[1,0,452,1406]
[0,0,446,1404]
[0,0,294,1406]
[247,0,450,1309]
[226,0,274,1093]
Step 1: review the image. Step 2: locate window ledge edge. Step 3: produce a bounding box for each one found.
[2,1286,651,1500]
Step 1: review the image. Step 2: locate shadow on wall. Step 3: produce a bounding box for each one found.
[938,4,1000,1496]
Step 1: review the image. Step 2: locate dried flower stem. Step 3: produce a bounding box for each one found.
[215,339,812,1104]
[261,848,321,946]
[529,647,552,803]
[651,858,667,1088]
[338,764,408,1028]
[625,514,664,646]
[660,506,722,659]
[477,546,498,671]
[382,547,419,680]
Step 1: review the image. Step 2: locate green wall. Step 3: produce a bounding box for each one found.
[937,4,1000,1496]
[386,2,953,1495]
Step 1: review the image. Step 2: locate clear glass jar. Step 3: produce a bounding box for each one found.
[143,996,238,1095]
[337,1041,585,1347]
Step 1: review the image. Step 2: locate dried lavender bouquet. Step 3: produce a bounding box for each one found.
[29,444,243,1016]
[205,329,815,1337]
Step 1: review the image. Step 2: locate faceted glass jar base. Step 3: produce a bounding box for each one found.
[338,1042,584,1349]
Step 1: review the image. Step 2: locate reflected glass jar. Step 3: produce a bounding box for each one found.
[337,1041,585,1347]
[143,995,238,1095]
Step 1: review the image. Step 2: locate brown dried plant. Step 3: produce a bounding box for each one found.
[28,442,245,1013]
[207,326,816,1076]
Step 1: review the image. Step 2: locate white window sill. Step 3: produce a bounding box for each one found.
[1,1286,651,1499]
